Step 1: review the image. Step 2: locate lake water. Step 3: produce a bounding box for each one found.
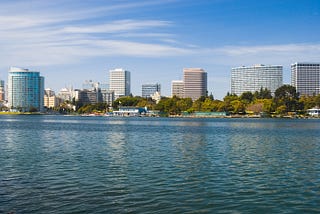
[0,115,320,213]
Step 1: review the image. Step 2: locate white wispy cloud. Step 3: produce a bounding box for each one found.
[216,44,320,56]
[62,20,172,34]
[210,43,320,66]
[1,0,319,70]
[0,0,192,67]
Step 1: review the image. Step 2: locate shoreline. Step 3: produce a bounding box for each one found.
[0,111,319,119]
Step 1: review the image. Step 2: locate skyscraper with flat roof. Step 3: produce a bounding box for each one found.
[291,62,320,96]
[8,67,44,112]
[142,83,161,98]
[231,64,283,96]
[183,68,207,100]
[109,68,130,99]
[171,80,184,98]
[0,80,4,101]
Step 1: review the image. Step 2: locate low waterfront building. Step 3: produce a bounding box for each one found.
[307,108,320,117]
[113,106,147,116]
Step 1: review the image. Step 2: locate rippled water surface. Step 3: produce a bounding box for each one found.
[1,115,320,213]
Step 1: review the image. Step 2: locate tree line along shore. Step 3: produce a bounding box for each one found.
[1,85,320,118]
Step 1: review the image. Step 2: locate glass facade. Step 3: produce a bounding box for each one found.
[291,63,320,96]
[109,68,130,99]
[231,64,283,96]
[8,67,44,112]
[142,83,161,98]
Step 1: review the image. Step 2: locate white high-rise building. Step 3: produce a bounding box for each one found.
[109,68,130,99]
[183,68,207,100]
[291,62,320,96]
[171,80,184,98]
[231,64,283,96]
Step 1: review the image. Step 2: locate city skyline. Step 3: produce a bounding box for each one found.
[0,0,320,99]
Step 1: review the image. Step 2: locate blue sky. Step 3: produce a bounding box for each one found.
[0,0,319,99]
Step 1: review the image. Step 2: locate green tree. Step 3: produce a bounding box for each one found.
[200,98,214,112]
[155,96,184,115]
[208,93,214,101]
[240,91,254,105]
[223,93,239,112]
[176,98,193,112]
[113,96,142,108]
[276,105,287,115]
[274,85,300,112]
[231,100,245,114]
[191,99,202,112]
[254,87,272,99]
[136,98,156,110]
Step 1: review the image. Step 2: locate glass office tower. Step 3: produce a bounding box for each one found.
[8,67,44,112]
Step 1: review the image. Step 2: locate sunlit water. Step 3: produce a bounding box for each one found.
[0,115,320,213]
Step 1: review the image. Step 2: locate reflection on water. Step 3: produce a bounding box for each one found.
[0,116,320,213]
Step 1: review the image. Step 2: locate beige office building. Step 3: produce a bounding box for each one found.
[171,80,184,98]
[183,68,207,100]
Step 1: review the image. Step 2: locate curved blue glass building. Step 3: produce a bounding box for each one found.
[8,67,44,112]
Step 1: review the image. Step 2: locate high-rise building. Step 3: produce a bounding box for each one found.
[44,88,60,108]
[171,80,184,98]
[8,67,44,112]
[77,89,101,105]
[231,64,283,96]
[291,62,320,96]
[142,83,161,98]
[109,68,130,99]
[183,68,207,100]
[57,87,74,102]
[74,80,115,105]
[82,80,99,91]
[0,80,4,101]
